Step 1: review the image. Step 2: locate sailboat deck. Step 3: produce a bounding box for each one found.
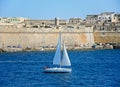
[44,68,72,73]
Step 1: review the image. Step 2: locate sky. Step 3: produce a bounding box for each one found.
[0,0,120,19]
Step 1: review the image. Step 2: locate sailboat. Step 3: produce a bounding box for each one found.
[43,32,72,73]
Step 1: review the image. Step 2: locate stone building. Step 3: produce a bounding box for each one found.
[55,17,59,26]
[24,18,67,28]
[0,17,26,23]
[86,12,120,25]
[111,13,120,23]
[0,17,27,29]
[98,12,114,23]
[86,15,98,24]
[69,18,83,24]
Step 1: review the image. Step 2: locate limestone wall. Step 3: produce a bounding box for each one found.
[1,27,119,50]
[0,32,90,49]
[0,27,93,49]
[94,32,120,43]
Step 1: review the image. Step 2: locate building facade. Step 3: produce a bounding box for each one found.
[111,13,120,23]
[69,18,83,24]
[0,17,26,23]
[86,15,98,24]
[98,12,114,23]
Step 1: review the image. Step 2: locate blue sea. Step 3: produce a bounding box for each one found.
[0,49,120,87]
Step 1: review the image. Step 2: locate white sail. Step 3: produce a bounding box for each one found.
[44,32,72,73]
[53,34,61,65]
[61,43,71,66]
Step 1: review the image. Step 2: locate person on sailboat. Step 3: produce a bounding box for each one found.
[43,65,49,69]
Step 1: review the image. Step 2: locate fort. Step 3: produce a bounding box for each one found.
[0,12,120,52]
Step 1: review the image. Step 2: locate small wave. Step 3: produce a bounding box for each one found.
[0,61,51,63]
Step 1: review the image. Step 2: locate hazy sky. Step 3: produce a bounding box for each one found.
[0,0,120,19]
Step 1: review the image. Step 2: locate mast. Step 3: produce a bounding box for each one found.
[60,31,62,68]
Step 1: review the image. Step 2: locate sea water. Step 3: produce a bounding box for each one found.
[0,49,120,87]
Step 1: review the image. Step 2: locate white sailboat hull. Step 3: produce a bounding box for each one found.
[44,68,72,73]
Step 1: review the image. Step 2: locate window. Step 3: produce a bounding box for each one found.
[99,17,101,19]
[42,22,44,25]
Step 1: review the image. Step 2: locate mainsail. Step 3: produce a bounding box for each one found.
[53,32,71,67]
[53,34,61,65]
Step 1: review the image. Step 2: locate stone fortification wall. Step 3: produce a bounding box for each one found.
[1,26,119,51]
[0,27,94,50]
[94,32,120,43]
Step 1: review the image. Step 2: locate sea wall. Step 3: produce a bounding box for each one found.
[94,32,120,44]
[0,27,94,50]
[0,27,120,51]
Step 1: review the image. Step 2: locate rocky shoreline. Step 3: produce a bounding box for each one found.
[0,44,113,53]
